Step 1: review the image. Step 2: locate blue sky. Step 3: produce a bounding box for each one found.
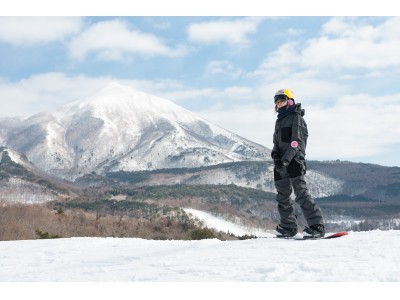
[1,4,400,167]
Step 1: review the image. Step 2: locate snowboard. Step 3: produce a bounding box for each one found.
[275,231,348,240]
[320,231,348,239]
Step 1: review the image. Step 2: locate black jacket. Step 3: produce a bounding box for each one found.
[271,103,308,167]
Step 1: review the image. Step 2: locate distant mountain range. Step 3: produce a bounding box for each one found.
[0,82,269,180]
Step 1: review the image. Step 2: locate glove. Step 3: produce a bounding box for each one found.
[272,152,289,176]
[275,159,289,177]
[271,152,280,160]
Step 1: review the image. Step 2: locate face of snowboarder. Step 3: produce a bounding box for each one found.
[275,99,288,109]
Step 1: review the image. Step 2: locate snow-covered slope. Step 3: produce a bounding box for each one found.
[4,82,269,179]
[0,147,71,203]
[0,147,33,170]
[184,208,271,237]
[0,230,399,282]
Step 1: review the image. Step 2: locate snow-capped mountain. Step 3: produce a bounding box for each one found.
[3,82,269,179]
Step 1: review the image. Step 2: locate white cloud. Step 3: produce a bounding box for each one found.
[254,17,400,78]
[307,93,400,160]
[252,42,301,76]
[144,18,171,30]
[161,85,256,108]
[301,17,400,69]
[69,19,187,61]
[199,104,273,146]
[0,17,82,45]
[286,28,304,36]
[204,60,243,79]
[0,73,111,118]
[187,17,264,46]
[161,88,216,102]
[222,86,253,98]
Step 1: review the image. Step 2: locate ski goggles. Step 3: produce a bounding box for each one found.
[274,94,288,103]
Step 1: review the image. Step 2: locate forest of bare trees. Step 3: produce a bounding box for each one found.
[0,200,240,241]
[0,177,57,203]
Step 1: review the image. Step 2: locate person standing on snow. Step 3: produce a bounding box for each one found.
[271,89,325,238]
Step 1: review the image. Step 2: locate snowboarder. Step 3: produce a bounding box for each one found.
[271,89,325,238]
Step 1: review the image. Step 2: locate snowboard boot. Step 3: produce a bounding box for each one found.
[275,225,298,238]
[303,224,325,239]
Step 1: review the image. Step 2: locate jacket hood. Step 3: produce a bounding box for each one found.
[294,103,305,117]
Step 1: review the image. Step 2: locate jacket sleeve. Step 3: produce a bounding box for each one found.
[271,121,280,159]
[281,114,307,164]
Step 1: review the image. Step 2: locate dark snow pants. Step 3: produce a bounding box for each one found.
[274,166,324,229]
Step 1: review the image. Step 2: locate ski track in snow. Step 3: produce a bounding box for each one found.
[0,230,400,282]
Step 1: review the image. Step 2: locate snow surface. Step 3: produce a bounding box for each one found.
[1,229,400,282]
[1,210,399,299]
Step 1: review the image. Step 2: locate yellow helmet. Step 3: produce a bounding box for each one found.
[274,89,295,102]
